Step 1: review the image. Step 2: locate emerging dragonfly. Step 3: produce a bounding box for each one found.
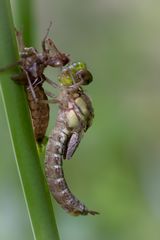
[45,61,99,215]
[0,24,69,142]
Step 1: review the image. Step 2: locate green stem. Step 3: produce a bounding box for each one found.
[15,0,35,45]
[0,1,60,239]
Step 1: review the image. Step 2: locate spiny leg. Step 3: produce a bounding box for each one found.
[24,70,37,101]
[67,79,84,93]
[42,23,69,67]
[44,76,61,89]
[32,77,44,88]
[42,21,53,52]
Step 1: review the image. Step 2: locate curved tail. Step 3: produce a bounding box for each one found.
[45,121,99,216]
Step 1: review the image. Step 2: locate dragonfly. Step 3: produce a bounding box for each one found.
[0,23,69,142]
[45,61,99,215]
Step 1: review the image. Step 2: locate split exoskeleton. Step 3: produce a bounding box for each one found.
[10,24,69,142]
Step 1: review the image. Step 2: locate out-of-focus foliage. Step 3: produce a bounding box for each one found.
[1,0,160,239]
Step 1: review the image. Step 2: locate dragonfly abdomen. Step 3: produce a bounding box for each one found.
[27,85,49,142]
[45,111,98,216]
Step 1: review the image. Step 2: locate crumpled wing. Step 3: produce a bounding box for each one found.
[64,131,83,160]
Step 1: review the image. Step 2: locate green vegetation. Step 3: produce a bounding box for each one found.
[0,0,60,239]
[1,1,160,240]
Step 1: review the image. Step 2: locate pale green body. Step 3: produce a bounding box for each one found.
[45,62,98,215]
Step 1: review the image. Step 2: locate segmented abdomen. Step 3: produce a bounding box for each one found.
[27,85,49,142]
[45,108,98,216]
[12,73,49,142]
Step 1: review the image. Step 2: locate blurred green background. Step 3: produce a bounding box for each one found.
[1,0,160,239]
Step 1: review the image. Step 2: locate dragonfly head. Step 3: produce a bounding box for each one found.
[48,52,70,67]
[58,61,93,86]
[43,38,70,67]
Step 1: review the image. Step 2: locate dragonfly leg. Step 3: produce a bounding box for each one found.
[11,72,27,85]
[40,98,60,105]
[42,21,52,52]
[14,28,25,52]
[39,90,60,104]
[24,70,38,101]
[67,80,84,92]
[45,90,56,98]
[44,75,61,89]
[31,77,44,88]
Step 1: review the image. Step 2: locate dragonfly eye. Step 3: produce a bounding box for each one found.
[61,54,70,66]
[76,69,93,85]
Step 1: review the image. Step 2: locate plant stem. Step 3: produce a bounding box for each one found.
[15,0,35,45]
[0,1,60,239]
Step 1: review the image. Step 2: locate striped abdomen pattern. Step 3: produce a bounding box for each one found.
[45,93,98,216]
[27,85,49,142]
